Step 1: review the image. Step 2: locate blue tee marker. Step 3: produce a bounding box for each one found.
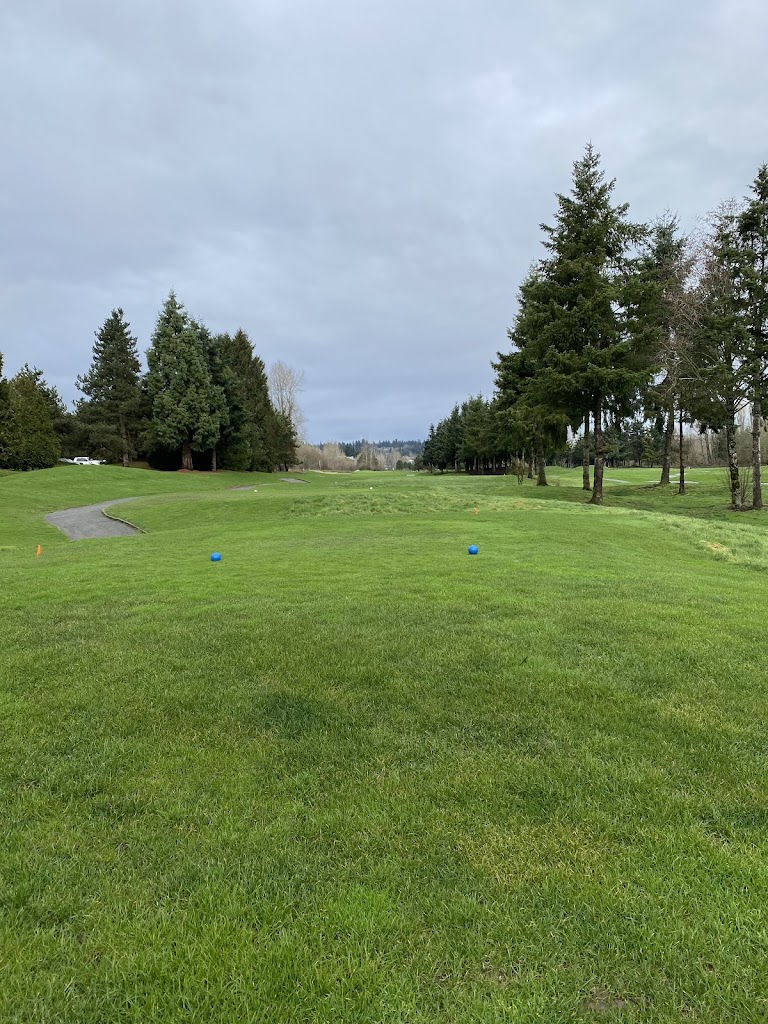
[468,545,478,555]
[210,552,222,562]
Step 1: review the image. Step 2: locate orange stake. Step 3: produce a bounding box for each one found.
[36,545,42,557]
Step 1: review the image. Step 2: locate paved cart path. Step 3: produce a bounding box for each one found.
[45,498,140,540]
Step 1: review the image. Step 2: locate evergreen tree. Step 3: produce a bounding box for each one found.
[23,368,84,460]
[0,355,9,446]
[604,422,629,466]
[209,334,250,471]
[490,398,523,473]
[738,165,768,509]
[218,329,280,471]
[438,411,456,470]
[514,145,650,503]
[443,405,464,471]
[690,206,751,509]
[195,322,229,472]
[423,154,768,510]
[423,424,439,471]
[0,366,60,470]
[642,428,660,467]
[494,293,568,487]
[459,396,489,474]
[626,419,646,466]
[494,348,533,451]
[145,293,225,470]
[77,308,144,466]
[270,412,298,471]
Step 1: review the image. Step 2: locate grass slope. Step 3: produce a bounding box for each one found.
[1,466,768,1022]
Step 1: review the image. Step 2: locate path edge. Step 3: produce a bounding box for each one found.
[102,505,147,534]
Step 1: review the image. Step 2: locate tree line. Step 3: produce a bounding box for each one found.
[0,292,302,473]
[339,439,424,458]
[424,399,742,477]
[425,145,768,509]
[297,439,423,472]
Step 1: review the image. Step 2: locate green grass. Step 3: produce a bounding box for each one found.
[2,465,768,1022]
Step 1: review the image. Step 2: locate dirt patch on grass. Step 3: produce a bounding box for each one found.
[481,962,514,986]
[584,987,629,1013]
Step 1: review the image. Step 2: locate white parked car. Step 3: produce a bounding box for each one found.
[61,456,106,466]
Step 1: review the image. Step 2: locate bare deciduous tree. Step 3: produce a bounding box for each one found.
[296,441,357,472]
[269,361,306,441]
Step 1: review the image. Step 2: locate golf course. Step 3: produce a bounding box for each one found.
[2,465,767,1022]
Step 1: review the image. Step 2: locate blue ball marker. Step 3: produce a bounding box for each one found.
[468,545,478,555]
[210,552,222,562]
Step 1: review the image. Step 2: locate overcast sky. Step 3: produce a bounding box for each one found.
[2,0,767,442]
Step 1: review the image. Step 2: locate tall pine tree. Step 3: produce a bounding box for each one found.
[208,333,250,471]
[690,205,751,509]
[77,308,144,466]
[738,165,768,510]
[0,355,9,451]
[515,144,650,504]
[218,329,281,471]
[145,293,226,470]
[194,321,229,472]
[495,270,569,486]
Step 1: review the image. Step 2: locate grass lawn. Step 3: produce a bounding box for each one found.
[1,465,768,1022]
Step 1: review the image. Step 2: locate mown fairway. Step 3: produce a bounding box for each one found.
[1,466,768,1023]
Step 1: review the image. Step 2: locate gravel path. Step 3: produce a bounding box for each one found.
[45,498,140,540]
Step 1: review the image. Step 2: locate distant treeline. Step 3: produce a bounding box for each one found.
[425,144,768,510]
[0,292,301,473]
[339,439,424,457]
[424,399,750,477]
[296,438,423,472]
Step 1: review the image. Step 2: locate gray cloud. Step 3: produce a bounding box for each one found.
[2,0,767,440]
